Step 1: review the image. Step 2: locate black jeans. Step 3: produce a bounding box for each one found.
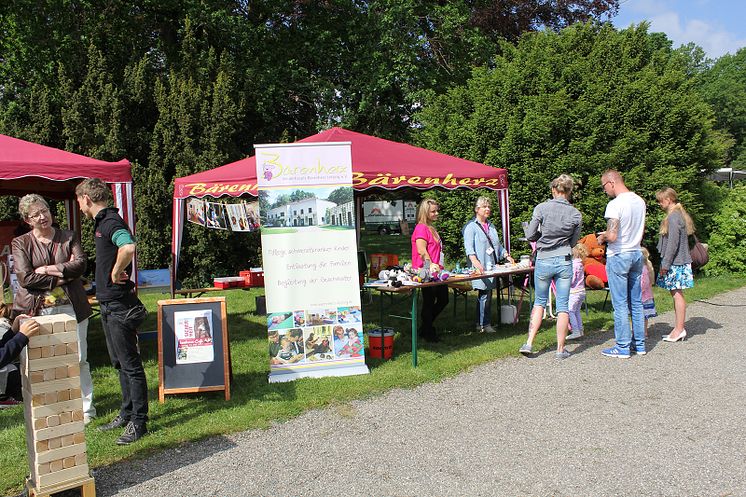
[100,298,149,425]
[420,285,449,336]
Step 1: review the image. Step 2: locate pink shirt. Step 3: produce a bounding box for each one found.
[411,223,443,269]
[641,265,654,301]
[570,258,586,294]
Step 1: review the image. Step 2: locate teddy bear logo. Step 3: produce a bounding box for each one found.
[262,162,275,181]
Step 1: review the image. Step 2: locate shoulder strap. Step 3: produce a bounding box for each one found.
[474,219,499,262]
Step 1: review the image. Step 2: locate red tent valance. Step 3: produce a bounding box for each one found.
[174,127,508,199]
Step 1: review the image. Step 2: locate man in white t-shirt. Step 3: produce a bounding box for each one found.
[597,170,646,358]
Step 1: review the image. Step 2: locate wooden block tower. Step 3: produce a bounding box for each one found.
[19,313,95,497]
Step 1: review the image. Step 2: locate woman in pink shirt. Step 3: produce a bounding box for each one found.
[411,199,448,342]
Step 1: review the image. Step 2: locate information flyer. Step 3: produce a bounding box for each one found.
[174,309,215,365]
[255,141,369,382]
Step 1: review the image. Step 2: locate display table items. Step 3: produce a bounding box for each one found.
[367,264,533,367]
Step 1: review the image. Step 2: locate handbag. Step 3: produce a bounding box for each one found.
[689,235,709,270]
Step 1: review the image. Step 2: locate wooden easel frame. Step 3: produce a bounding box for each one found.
[157,297,231,402]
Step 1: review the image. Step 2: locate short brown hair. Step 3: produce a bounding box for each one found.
[75,178,111,204]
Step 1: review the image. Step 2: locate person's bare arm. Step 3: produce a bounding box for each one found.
[111,243,136,284]
[597,218,620,244]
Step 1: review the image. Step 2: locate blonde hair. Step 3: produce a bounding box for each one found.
[572,243,589,260]
[640,247,655,279]
[18,194,50,220]
[656,188,694,236]
[416,198,439,226]
[551,174,574,198]
[474,196,491,213]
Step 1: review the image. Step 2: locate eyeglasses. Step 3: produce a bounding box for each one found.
[28,208,50,220]
[601,180,613,190]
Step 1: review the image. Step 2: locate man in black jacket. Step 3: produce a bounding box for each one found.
[76,178,149,445]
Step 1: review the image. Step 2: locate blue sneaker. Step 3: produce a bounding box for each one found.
[601,346,631,359]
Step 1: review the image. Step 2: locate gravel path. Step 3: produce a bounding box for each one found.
[88,287,746,496]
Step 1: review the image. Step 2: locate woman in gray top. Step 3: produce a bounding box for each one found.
[655,187,694,343]
[519,175,582,359]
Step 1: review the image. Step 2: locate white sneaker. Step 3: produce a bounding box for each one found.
[476,325,484,333]
[482,324,498,333]
[566,330,584,340]
[84,414,94,425]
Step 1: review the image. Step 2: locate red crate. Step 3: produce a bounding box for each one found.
[214,278,231,289]
[249,269,264,287]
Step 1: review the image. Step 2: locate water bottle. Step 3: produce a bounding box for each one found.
[455,261,461,273]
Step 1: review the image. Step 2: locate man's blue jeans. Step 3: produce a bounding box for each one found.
[606,251,645,352]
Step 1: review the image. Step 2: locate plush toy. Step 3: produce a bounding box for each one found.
[578,233,607,289]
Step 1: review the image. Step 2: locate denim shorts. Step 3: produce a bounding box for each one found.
[533,256,573,313]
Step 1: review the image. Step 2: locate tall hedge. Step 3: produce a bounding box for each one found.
[415,22,726,261]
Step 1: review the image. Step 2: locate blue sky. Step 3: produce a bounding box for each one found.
[611,0,746,59]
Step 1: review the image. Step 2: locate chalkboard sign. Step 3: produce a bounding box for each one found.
[157,297,231,402]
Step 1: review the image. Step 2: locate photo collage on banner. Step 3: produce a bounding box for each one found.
[187,198,260,232]
[256,141,369,382]
[174,309,215,365]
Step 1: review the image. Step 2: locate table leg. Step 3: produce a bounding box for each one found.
[411,288,418,367]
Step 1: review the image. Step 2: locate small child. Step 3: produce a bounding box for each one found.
[567,243,589,340]
[640,247,658,337]
[1,304,30,406]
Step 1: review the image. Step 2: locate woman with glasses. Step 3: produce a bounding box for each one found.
[463,196,513,334]
[519,175,582,359]
[11,194,96,423]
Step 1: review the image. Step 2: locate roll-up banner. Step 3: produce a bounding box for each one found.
[255,141,369,383]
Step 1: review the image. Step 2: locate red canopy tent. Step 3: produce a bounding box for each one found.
[0,133,137,276]
[172,127,510,278]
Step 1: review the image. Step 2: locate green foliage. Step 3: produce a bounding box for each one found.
[327,187,353,205]
[703,185,746,276]
[415,22,726,252]
[698,47,746,168]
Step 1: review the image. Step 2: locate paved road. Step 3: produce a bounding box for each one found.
[89,287,746,496]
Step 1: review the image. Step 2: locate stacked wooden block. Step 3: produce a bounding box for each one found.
[19,313,93,494]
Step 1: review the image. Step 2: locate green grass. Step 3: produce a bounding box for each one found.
[2,274,745,495]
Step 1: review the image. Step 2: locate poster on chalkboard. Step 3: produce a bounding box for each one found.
[174,309,215,364]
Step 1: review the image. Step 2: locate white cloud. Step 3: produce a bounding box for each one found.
[648,13,746,58]
[614,0,746,58]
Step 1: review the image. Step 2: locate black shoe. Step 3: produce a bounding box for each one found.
[116,421,147,445]
[99,414,127,432]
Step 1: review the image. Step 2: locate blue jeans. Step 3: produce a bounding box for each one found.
[533,256,572,313]
[476,288,493,326]
[100,298,149,425]
[606,251,645,351]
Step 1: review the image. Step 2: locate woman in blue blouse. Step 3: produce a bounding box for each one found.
[463,197,513,333]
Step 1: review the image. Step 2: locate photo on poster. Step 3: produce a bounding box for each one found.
[243,201,261,231]
[174,310,215,365]
[262,186,354,233]
[334,324,363,358]
[304,325,334,362]
[293,310,306,328]
[205,202,229,230]
[337,306,362,324]
[268,328,305,365]
[307,308,337,326]
[267,311,294,330]
[186,198,206,226]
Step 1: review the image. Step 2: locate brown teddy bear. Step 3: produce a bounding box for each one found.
[578,233,607,289]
